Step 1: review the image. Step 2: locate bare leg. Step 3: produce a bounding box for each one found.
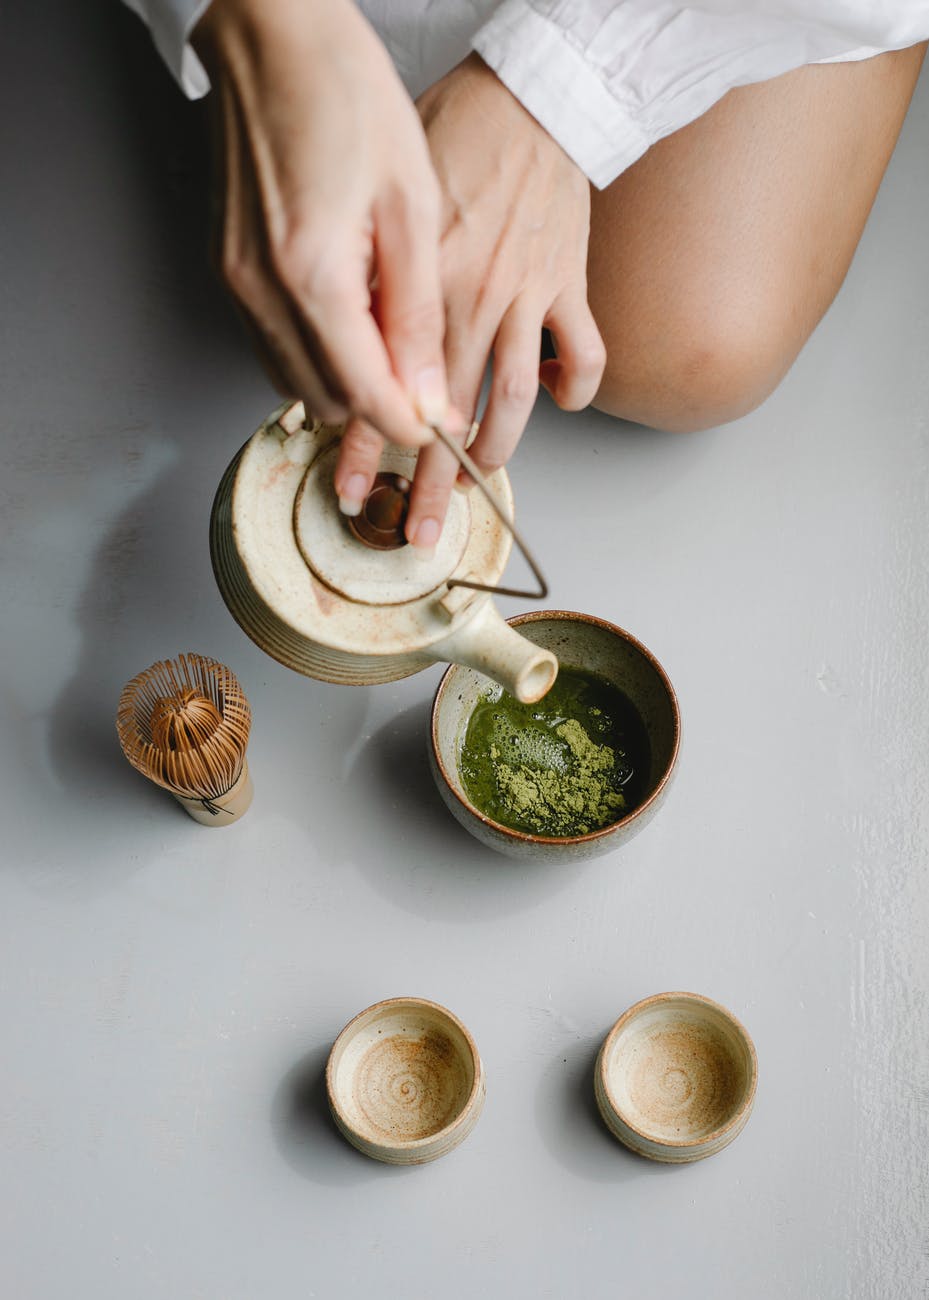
[588,45,927,432]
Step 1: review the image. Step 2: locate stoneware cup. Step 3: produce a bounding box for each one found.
[326,997,485,1165]
[429,610,681,862]
[595,991,758,1163]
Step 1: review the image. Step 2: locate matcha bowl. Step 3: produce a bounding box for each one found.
[429,611,680,862]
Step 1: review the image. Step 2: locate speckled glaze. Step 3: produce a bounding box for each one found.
[326,998,485,1165]
[595,992,758,1163]
[209,401,556,702]
[429,611,681,862]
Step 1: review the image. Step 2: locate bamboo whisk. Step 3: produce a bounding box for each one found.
[117,653,253,824]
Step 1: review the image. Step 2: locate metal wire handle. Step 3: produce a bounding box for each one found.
[430,424,549,601]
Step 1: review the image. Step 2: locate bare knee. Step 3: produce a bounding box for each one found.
[592,302,799,433]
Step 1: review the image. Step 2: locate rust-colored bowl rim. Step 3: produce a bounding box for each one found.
[325,996,484,1152]
[430,610,681,847]
[598,991,759,1149]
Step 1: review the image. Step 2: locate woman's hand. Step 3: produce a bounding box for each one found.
[336,53,606,550]
[192,0,451,511]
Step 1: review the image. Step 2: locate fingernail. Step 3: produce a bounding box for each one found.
[412,517,441,550]
[338,473,368,517]
[415,367,448,427]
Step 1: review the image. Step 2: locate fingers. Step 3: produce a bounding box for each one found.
[539,289,607,412]
[412,294,495,530]
[463,299,542,481]
[228,272,346,421]
[431,285,603,516]
[337,408,470,551]
[374,181,451,427]
[212,68,437,446]
[269,231,435,448]
[334,417,385,516]
[442,294,495,431]
[404,408,470,551]
[407,294,540,544]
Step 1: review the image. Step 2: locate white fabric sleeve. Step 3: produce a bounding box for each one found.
[121,0,213,98]
[471,0,929,188]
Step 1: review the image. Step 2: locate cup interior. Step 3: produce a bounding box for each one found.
[432,611,679,840]
[601,995,756,1146]
[327,999,479,1148]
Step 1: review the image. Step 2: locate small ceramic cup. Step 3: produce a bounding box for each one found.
[429,610,680,862]
[326,997,485,1165]
[595,992,758,1163]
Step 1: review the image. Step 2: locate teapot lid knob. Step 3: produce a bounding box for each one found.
[347,473,411,551]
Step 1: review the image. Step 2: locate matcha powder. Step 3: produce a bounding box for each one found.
[492,717,626,835]
[459,668,651,838]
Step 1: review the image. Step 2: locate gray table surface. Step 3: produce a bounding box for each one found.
[3,6,928,1298]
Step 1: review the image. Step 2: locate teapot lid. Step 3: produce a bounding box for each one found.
[293,441,475,607]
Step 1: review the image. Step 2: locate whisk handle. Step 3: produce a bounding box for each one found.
[171,761,253,826]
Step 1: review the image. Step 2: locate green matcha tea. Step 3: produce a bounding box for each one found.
[458,667,651,837]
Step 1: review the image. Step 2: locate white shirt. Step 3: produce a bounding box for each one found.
[124,0,929,187]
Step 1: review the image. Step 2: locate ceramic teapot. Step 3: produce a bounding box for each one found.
[210,401,558,703]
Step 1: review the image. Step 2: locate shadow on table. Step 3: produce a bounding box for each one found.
[533,1035,680,1186]
[25,1,268,890]
[270,1043,417,1187]
[340,697,602,924]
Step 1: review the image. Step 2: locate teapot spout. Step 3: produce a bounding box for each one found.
[430,602,558,703]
